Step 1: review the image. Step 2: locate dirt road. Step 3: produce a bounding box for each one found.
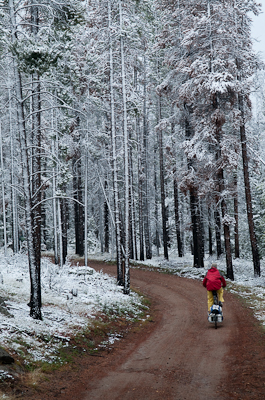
[80,261,265,400]
[17,260,265,399]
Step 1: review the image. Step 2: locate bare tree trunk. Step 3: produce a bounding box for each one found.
[108,0,123,284]
[154,143,160,257]
[84,151,88,266]
[30,1,42,315]
[173,170,183,257]
[137,114,144,261]
[184,105,203,267]
[213,93,234,279]
[157,96,169,260]
[51,134,58,264]
[72,118,84,257]
[128,139,137,260]
[219,170,234,280]
[57,198,63,268]
[214,207,222,257]
[239,94,260,276]
[208,206,213,256]
[190,188,204,267]
[9,0,42,319]
[104,181,109,253]
[234,173,239,258]
[0,124,7,256]
[31,73,42,312]
[61,194,68,264]
[142,54,152,260]
[9,87,19,253]
[120,0,130,294]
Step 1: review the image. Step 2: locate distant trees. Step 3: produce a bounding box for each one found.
[157,0,262,277]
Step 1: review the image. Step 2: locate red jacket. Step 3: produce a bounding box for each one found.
[203,267,226,291]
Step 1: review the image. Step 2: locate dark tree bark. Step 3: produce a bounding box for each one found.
[72,117,84,257]
[184,104,203,267]
[208,207,213,256]
[214,207,222,257]
[233,173,239,258]
[200,202,205,258]
[157,96,169,260]
[238,94,260,276]
[137,114,144,261]
[154,144,160,256]
[142,57,152,260]
[104,181,109,253]
[213,94,234,279]
[173,171,183,257]
[104,200,109,253]
[30,77,42,318]
[219,170,234,280]
[61,196,68,264]
[190,189,204,267]
[29,2,42,319]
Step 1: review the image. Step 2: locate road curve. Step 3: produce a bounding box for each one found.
[83,264,231,400]
[10,260,265,400]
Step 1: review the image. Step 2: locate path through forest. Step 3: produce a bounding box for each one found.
[19,260,265,399]
[85,264,227,400]
[80,261,265,400]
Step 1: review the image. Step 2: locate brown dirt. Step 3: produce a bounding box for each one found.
[3,260,265,399]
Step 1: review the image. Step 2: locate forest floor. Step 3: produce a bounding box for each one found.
[2,259,265,400]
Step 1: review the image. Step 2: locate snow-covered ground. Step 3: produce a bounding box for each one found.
[0,251,147,368]
[0,249,265,373]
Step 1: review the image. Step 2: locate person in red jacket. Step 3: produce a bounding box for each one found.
[203,263,226,312]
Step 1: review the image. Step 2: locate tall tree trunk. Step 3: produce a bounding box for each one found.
[219,170,234,280]
[184,105,203,267]
[234,173,239,258]
[31,73,42,305]
[9,88,19,253]
[154,143,160,257]
[142,54,152,260]
[61,194,68,265]
[208,206,213,256]
[30,2,42,312]
[129,139,137,260]
[84,150,88,266]
[137,114,144,261]
[72,118,84,257]
[238,94,260,276]
[0,124,7,256]
[52,135,58,265]
[104,181,109,253]
[214,207,222,257]
[120,0,130,294]
[57,198,63,268]
[157,96,169,260]
[108,0,123,284]
[190,188,204,267]
[213,93,234,279]
[9,0,42,319]
[173,170,183,257]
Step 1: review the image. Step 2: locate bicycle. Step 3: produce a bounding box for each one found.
[208,290,223,329]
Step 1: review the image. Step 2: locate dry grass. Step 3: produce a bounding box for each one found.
[21,368,43,389]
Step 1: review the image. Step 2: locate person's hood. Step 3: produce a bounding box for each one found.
[208,267,218,272]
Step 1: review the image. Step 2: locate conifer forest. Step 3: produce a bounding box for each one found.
[0,0,265,319]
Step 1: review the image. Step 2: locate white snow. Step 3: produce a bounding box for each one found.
[0,251,146,365]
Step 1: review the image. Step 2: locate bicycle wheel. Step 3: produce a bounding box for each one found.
[214,315,217,329]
